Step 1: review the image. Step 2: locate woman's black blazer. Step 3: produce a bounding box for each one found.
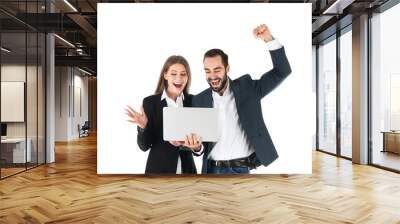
[137,93,197,174]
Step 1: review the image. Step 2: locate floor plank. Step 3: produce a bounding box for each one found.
[1,134,400,223]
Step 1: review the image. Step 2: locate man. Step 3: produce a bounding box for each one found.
[192,24,292,174]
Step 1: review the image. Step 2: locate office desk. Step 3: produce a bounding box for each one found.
[1,138,32,164]
[382,131,400,154]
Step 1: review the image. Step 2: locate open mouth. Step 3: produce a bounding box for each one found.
[173,83,183,89]
[210,79,221,87]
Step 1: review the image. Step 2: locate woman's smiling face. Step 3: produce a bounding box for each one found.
[163,63,188,98]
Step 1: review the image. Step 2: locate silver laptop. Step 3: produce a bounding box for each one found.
[163,107,219,142]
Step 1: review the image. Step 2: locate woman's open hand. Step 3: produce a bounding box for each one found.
[125,105,148,129]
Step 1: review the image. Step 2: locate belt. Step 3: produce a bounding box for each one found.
[209,153,257,169]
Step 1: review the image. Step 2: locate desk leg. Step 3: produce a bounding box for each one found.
[382,133,386,153]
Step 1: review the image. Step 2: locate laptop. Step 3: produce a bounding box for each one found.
[163,107,219,142]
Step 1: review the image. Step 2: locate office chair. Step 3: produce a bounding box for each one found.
[79,121,90,138]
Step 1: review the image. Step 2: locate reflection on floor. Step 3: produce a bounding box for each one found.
[341,147,352,158]
[0,163,40,178]
[373,150,400,171]
[0,167,25,178]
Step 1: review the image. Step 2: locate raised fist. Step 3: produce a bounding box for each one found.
[253,24,273,43]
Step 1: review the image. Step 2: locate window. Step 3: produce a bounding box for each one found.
[371,2,400,171]
[339,28,352,158]
[318,36,337,154]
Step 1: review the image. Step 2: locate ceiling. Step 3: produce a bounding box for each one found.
[0,0,393,75]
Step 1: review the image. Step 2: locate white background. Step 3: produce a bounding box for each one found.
[98,3,312,174]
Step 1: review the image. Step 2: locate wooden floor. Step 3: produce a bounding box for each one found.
[0,167,26,178]
[1,163,44,178]
[1,134,400,223]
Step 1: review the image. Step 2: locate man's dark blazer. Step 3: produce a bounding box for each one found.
[137,93,197,174]
[192,47,292,174]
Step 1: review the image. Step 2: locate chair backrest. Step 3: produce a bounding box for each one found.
[82,121,90,129]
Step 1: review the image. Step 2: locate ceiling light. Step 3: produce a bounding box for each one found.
[323,0,354,15]
[1,47,11,53]
[63,0,78,12]
[78,67,93,76]
[54,34,75,48]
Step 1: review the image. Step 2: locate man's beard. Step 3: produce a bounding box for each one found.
[208,73,228,94]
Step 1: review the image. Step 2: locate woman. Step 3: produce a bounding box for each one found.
[125,55,202,174]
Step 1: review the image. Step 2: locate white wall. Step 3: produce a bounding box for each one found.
[55,67,89,141]
[71,72,89,138]
[55,66,69,141]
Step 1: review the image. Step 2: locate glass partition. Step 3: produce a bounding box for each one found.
[0,1,46,179]
[1,31,28,177]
